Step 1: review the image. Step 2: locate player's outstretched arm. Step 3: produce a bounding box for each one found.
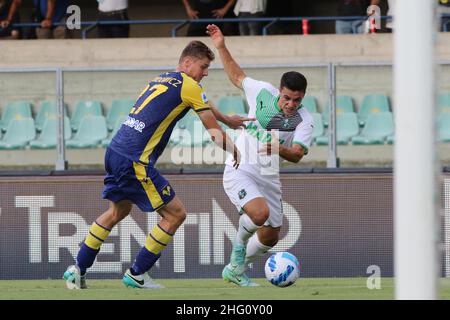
[206,24,246,90]
[198,110,241,168]
[209,102,255,129]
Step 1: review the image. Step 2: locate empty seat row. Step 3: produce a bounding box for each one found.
[312,111,450,145]
[0,96,248,135]
[3,93,448,149]
[302,92,450,128]
[312,111,396,145]
[0,96,248,149]
[0,116,112,150]
[0,99,134,135]
[303,94,391,128]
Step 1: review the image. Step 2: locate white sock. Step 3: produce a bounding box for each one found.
[245,233,273,267]
[235,214,260,245]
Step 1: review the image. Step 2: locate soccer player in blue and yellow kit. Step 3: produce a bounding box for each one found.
[63,40,247,289]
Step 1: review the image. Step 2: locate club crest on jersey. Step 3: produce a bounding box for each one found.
[282,118,290,128]
[238,189,247,200]
[162,185,172,196]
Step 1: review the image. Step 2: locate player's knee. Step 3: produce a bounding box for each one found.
[251,207,270,226]
[168,207,187,229]
[108,203,132,225]
[176,209,187,226]
[109,212,124,225]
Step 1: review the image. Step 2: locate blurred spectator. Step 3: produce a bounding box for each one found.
[233,0,266,35]
[439,0,450,32]
[33,0,70,39]
[97,0,129,38]
[335,0,380,34]
[385,0,394,33]
[387,1,449,33]
[0,0,20,39]
[182,0,237,36]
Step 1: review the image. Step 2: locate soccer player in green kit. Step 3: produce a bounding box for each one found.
[207,24,314,286]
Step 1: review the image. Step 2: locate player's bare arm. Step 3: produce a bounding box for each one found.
[209,102,255,129]
[206,24,246,90]
[260,141,304,163]
[278,144,305,163]
[198,109,241,168]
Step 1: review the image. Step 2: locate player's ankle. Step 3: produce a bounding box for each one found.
[130,266,141,276]
[76,264,86,276]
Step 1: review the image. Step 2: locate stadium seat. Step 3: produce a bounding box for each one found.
[217,96,247,116]
[70,100,103,132]
[170,110,195,145]
[322,95,355,127]
[0,117,35,149]
[66,115,108,148]
[171,119,210,147]
[101,114,128,147]
[301,95,318,113]
[29,117,71,149]
[171,110,211,147]
[357,94,390,127]
[0,100,32,132]
[175,109,197,128]
[106,99,134,131]
[438,112,450,142]
[311,112,325,144]
[438,92,450,113]
[35,100,69,132]
[352,112,394,145]
[315,112,360,145]
[386,135,395,145]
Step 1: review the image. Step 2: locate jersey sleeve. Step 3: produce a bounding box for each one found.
[292,114,314,155]
[242,77,278,116]
[181,74,211,113]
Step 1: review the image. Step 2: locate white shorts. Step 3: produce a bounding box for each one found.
[223,165,283,227]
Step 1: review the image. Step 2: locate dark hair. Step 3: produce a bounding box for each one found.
[280,71,307,93]
[179,41,215,63]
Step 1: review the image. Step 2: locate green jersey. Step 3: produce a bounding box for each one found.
[225,77,314,175]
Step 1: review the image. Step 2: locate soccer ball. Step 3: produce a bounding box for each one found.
[264,252,300,287]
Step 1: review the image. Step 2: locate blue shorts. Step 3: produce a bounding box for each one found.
[102,148,176,212]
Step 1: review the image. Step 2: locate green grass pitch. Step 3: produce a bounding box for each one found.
[1,278,450,300]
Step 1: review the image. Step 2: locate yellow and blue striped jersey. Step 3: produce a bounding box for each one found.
[108,71,210,165]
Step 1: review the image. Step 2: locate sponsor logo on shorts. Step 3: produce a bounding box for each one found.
[238,189,247,200]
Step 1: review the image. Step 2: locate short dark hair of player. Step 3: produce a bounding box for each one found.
[179,41,215,63]
[280,71,307,93]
